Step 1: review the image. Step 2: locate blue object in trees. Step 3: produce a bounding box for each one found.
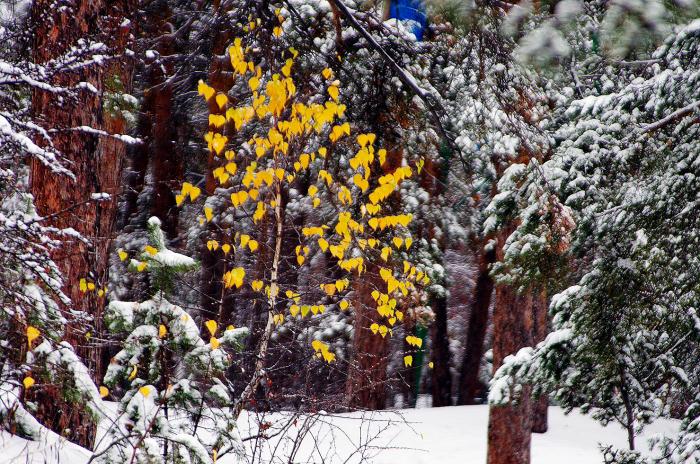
[388,0,427,41]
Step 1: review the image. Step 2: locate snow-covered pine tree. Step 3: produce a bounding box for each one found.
[489,14,700,463]
[100,216,248,463]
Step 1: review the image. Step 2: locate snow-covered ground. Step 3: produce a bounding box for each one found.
[0,405,678,463]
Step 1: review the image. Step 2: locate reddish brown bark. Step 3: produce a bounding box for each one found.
[430,293,452,406]
[487,227,535,464]
[457,245,496,405]
[29,0,134,446]
[531,288,549,433]
[346,263,390,410]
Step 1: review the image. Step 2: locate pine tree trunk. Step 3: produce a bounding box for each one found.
[346,263,389,410]
[531,288,549,433]
[430,293,452,406]
[457,245,496,404]
[29,0,134,446]
[487,227,535,464]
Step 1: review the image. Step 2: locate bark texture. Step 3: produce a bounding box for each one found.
[29,0,134,446]
[457,245,496,404]
[486,227,535,464]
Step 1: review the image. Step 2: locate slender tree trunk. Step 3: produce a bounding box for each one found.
[457,245,496,404]
[487,227,535,464]
[29,0,134,446]
[531,288,549,433]
[346,263,389,409]
[430,293,452,406]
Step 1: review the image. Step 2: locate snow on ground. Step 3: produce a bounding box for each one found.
[0,405,679,463]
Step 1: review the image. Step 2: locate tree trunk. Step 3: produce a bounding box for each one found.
[457,245,496,405]
[29,0,134,446]
[430,293,452,406]
[487,227,535,464]
[531,288,549,433]
[346,263,390,410]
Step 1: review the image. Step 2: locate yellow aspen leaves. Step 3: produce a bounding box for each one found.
[290,304,300,317]
[339,300,350,310]
[404,355,413,367]
[100,386,109,398]
[239,234,250,248]
[248,240,259,252]
[405,237,413,249]
[204,207,214,222]
[139,386,151,397]
[311,340,335,363]
[378,325,389,338]
[118,249,128,261]
[136,262,147,272]
[251,280,264,291]
[322,68,333,79]
[381,246,391,261]
[180,182,201,202]
[429,361,434,369]
[80,278,88,293]
[416,158,425,173]
[221,244,231,254]
[128,365,138,381]
[207,240,219,251]
[210,337,220,349]
[223,267,245,288]
[26,326,40,348]
[273,26,283,37]
[23,376,35,389]
[406,335,423,348]
[205,320,218,336]
[392,237,404,249]
[273,313,284,325]
[198,80,215,100]
[159,324,167,338]
[145,245,158,256]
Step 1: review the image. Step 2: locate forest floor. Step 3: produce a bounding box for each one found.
[0,404,678,463]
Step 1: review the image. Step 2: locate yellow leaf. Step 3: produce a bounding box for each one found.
[189,185,201,201]
[322,68,333,79]
[139,386,151,397]
[429,361,434,369]
[175,194,185,207]
[87,282,96,291]
[392,237,404,249]
[145,245,158,256]
[205,320,218,336]
[248,240,259,252]
[197,80,215,101]
[222,244,231,254]
[23,377,35,389]
[301,305,310,317]
[136,262,147,272]
[204,207,214,222]
[99,386,109,398]
[328,85,339,101]
[297,255,305,265]
[313,197,321,208]
[378,325,388,338]
[118,249,128,261]
[290,304,300,317]
[339,300,349,310]
[239,234,250,248]
[210,337,220,349]
[370,323,379,335]
[318,238,329,252]
[79,278,87,293]
[128,365,138,381]
[273,26,283,37]
[26,326,40,348]
[405,237,413,249]
[251,280,264,291]
[215,93,228,109]
[404,355,413,367]
[159,324,167,338]
[249,76,260,91]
